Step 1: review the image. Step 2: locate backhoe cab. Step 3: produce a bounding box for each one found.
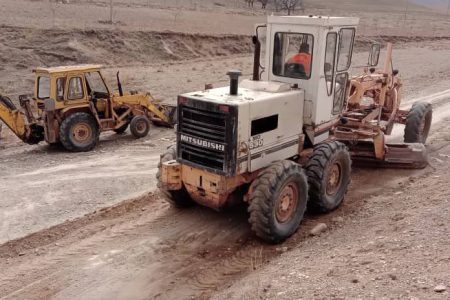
[0,65,175,151]
[158,16,432,243]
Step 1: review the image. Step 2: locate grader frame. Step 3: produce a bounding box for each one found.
[332,43,429,167]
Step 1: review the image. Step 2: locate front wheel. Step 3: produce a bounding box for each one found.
[306,141,352,213]
[404,102,432,143]
[130,115,150,138]
[248,160,308,244]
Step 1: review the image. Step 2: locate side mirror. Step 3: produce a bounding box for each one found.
[368,44,381,67]
[324,62,332,73]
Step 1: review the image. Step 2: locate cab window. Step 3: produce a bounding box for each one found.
[37,76,50,99]
[324,33,337,96]
[273,32,314,79]
[85,72,108,94]
[337,28,355,72]
[56,77,66,101]
[67,77,84,100]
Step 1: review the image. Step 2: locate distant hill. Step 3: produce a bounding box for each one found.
[412,0,449,10]
[302,0,431,12]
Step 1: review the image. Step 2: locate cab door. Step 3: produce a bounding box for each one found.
[65,74,88,106]
[317,27,355,123]
[332,28,355,115]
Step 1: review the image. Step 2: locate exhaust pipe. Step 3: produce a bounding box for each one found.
[227,70,242,96]
[116,71,124,96]
[252,35,261,81]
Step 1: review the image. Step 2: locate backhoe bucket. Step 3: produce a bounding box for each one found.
[348,141,428,169]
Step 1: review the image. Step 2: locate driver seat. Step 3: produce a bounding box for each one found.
[284,63,306,78]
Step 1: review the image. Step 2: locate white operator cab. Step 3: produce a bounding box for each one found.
[260,15,359,145]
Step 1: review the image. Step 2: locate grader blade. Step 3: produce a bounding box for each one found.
[349,141,428,169]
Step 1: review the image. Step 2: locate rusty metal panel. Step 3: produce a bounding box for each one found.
[161,160,182,190]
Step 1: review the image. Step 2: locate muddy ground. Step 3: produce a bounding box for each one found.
[1,0,450,299]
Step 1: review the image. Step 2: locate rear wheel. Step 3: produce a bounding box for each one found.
[248,160,308,244]
[156,145,194,208]
[130,115,150,138]
[59,112,99,152]
[306,141,351,213]
[404,101,432,143]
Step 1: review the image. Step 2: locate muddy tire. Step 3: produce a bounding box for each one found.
[24,124,45,145]
[156,145,194,208]
[59,112,99,152]
[113,122,129,134]
[404,102,432,143]
[306,141,351,213]
[248,160,308,244]
[130,115,150,138]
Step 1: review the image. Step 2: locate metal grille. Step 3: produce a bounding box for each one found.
[179,106,227,172]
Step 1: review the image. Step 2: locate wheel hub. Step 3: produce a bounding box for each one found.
[326,163,342,196]
[72,123,92,143]
[136,120,146,133]
[276,183,298,223]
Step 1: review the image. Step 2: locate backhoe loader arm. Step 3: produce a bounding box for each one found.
[0,95,44,144]
[113,93,177,127]
[0,96,28,140]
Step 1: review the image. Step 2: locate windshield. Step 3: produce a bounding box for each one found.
[85,72,108,94]
[273,32,314,79]
[37,76,50,99]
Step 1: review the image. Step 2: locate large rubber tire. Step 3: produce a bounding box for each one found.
[59,112,99,152]
[130,115,150,138]
[306,141,352,213]
[24,124,45,145]
[113,122,129,134]
[404,102,432,143]
[156,145,194,208]
[248,160,308,244]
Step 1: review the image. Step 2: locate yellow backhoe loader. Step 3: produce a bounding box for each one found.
[0,65,176,151]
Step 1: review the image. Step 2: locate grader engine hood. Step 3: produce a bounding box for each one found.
[176,80,304,176]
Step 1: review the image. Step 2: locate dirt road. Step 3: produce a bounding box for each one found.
[1,96,449,299]
[3,40,450,244]
[1,40,450,299]
[2,0,450,296]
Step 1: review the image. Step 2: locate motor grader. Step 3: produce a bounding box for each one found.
[158,16,432,244]
[0,65,175,151]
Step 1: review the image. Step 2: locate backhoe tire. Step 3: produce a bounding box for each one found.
[404,102,432,144]
[156,145,194,208]
[306,141,351,213]
[59,112,99,152]
[130,115,150,138]
[248,160,308,244]
[113,122,129,134]
[24,124,45,145]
